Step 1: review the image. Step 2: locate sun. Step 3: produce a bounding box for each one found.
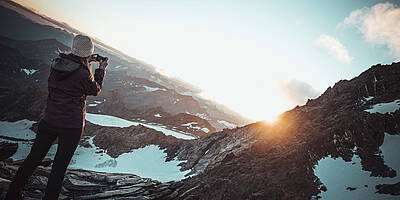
[262,114,280,125]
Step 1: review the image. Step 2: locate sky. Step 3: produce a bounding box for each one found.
[14,0,400,122]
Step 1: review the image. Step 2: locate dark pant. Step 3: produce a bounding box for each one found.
[5,119,83,200]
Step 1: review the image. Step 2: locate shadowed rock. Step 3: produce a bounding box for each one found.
[376,182,400,195]
[0,163,180,200]
[0,142,18,162]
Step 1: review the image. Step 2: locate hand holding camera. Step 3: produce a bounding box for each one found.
[91,54,109,70]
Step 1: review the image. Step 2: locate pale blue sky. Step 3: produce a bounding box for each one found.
[15,0,400,121]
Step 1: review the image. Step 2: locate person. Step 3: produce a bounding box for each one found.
[5,34,108,200]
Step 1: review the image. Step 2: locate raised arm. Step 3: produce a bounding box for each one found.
[81,58,108,96]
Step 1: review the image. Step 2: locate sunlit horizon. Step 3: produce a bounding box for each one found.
[13,0,399,121]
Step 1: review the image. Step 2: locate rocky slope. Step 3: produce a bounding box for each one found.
[0,1,399,199]
[163,62,400,199]
[0,143,182,200]
[83,121,185,158]
[1,62,399,199]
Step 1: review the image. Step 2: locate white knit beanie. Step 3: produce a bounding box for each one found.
[71,34,94,57]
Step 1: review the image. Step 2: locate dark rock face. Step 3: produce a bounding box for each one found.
[83,121,185,158]
[0,162,180,200]
[89,103,216,137]
[346,187,357,191]
[133,107,216,136]
[161,62,400,199]
[0,142,18,162]
[376,182,400,195]
[0,41,50,122]
[11,157,53,168]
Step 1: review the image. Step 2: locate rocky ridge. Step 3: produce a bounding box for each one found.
[0,1,399,198]
[83,121,185,158]
[164,62,400,199]
[1,62,399,199]
[0,143,181,200]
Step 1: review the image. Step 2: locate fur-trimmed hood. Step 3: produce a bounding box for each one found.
[50,53,85,80]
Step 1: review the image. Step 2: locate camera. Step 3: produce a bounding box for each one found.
[93,54,107,62]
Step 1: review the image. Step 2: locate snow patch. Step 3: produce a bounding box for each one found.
[144,123,196,140]
[364,96,374,101]
[181,122,209,133]
[314,133,400,199]
[143,85,167,92]
[0,120,57,161]
[0,139,58,161]
[0,120,36,140]
[201,128,210,133]
[114,65,128,70]
[180,91,195,96]
[69,139,190,182]
[365,99,400,114]
[85,113,195,140]
[182,122,198,126]
[217,120,237,129]
[185,112,209,120]
[173,99,180,104]
[20,68,37,75]
[85,113,138,128]
[0,121,191,182]
[2,136,190,182]
[195,113,209,120]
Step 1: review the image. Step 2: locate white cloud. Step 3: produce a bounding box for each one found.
[315,34,353,64]
[278,79,321,106]
[342,2,400,58]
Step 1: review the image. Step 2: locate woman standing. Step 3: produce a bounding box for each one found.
[5,34,108,200]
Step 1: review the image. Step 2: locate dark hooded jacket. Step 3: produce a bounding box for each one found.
[42,53,106,128]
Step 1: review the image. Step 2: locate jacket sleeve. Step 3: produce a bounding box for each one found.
[81,68,106,96]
